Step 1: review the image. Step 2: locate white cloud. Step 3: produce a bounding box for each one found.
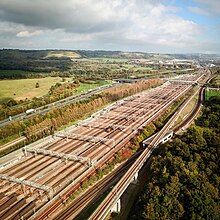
[16,30,43,38]
[120,3,201,49]
[0,21,25,34]
[0,0,218,53]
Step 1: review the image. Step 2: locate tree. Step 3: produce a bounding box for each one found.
[35,82,40,88]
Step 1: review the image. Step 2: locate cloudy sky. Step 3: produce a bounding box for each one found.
[0,0,219,53]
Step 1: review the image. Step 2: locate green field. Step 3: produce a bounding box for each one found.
[0,77,111,102]
[44,51,81,59]
[131,66,153,71]
[0,77,67,101]
[160,69,192,75]
[205,89,220,101]
[209,75,220,87]
[0,134,20,147]
[77,80,111,93]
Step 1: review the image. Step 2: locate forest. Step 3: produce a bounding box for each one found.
[131,96,220,219]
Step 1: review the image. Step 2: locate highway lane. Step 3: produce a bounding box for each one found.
[0,84,118,129]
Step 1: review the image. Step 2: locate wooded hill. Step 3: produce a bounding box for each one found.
[0,49,206,78]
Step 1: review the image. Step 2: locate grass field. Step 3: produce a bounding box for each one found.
[77,80,111,93]
[205,89,220,101]
[160,69,192,75]
[131,66,153,71]
[0,77,67,101]
[0,78,111,102]
[44,51,81,59]
[0,134,20,147]
[210,75,220,87]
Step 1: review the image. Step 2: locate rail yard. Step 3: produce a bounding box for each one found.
[0,73,204,220]
[89,77,207,220]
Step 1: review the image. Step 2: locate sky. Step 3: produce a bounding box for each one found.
[0,0,219,53]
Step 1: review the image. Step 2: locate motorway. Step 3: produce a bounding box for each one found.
[0,84,116,128]
[0,73,205,220]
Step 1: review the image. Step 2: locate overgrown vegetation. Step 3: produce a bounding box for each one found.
[131,96,220,220]
[0,140,26,157]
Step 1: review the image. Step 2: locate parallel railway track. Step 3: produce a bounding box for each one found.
[89,74,209,220]
[0,75,205,220]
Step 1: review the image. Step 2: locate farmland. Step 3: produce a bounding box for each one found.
[76,80,111,93]
[91,57,130,62]
[0,77,111,102]
[0,77,67,101]
[205,89,220,101]
[44,51,81,59]
[0,49,197,81]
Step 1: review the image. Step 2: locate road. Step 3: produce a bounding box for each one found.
[0,84,117,128]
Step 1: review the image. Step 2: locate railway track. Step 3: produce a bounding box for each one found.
[0,74,204,220]
[53,151,142,220]
[89,75,209,220]
[32,83,192,220]
[0,136,27,152]
[174,87,204,133]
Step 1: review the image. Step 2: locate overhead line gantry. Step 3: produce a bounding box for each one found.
[23,147,94,167]
[54,131,115,147]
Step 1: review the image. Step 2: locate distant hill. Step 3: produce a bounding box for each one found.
[1,48,219,60]
[76,50,175,60]
[0,49,74,73]
[0,49,219,73]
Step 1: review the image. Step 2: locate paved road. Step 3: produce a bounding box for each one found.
[0,84,118,128]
